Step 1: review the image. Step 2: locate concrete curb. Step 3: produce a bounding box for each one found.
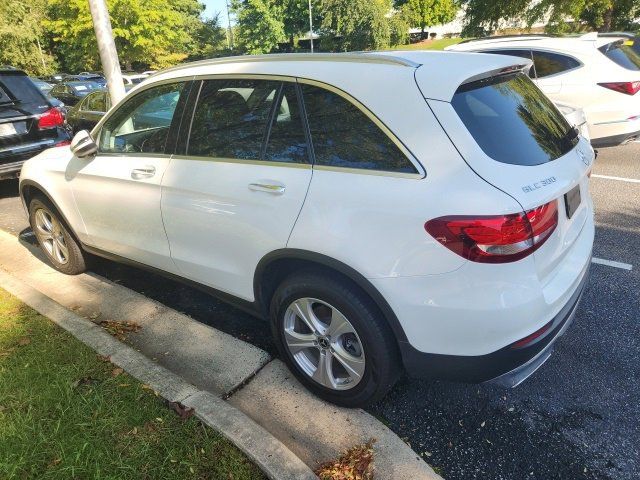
[0,269,317,480]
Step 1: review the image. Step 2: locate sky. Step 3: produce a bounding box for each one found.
[202,0,233,24]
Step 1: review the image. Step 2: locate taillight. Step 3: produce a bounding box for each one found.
[37,108,65,129]
[424,201,558,263]
[597,81,640,95]
[55,140,71,147]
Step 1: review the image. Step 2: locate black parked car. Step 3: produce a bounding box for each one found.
[49,81,101,107]
[65,89,109,133]
[0,68,71,180]
[42,73,69,84]
[30,78,53,95]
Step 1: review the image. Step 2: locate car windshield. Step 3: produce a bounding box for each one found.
[599,40,640,71]
[452,72,577,166]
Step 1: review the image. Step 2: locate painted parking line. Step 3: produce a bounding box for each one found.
[591,257,633,271]
[591,174,640,184]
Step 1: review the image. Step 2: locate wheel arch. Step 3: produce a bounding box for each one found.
[254,249,409,344]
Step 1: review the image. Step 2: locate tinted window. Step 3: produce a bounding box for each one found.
[482,49,535,78]
[599,41,640,71]
[264,83,308,163]
[452,73,577,166]
[84,92,106,112]
[0,72,47,105]
[531,51,580,77]
[99,82,184,154]
[301,84,416,173]
[188,79,279,160]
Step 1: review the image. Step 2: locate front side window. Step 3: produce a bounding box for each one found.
[599,41,640,71]
[99,82,184,154]
[531,51,581,77]
[188,79,280,160]
[301,84,416,173]
[452,72,577,166]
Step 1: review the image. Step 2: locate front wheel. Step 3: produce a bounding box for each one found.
[270,271,401,407]
[28,196,88,275]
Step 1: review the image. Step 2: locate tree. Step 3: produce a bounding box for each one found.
[401,0,458,38]
[319,0,396,51]
[231,0,285,54]
[44,0,207,72]
[189,14,228,60]
[0,0,57,75]
[460,0,640,37]
[280,0,322,47]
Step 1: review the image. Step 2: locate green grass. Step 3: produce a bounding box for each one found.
[389,37,464,51]
[0,288,266,480]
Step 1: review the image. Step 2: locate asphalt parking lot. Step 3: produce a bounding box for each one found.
[0,143,638,480]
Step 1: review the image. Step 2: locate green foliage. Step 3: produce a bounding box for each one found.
[460,0,640,36]
[232,0,285,54]
[319,0,396,51]
[401,0,458,34]
[0,0,58,75]
[188,14,229,60]
[44,0,209,72]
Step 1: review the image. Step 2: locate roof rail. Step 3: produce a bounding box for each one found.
[153,52,420,77]
[458,34,557,45]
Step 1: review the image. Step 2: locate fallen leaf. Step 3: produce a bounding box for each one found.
[72,376,96,388]
[481,421,486,427]
[111,368,124,377]
[132,427,138,435]
[89,312,101,320]
[423,451,432,457]
[508,407,515,412]
[315,439,375,480]
[118,383,130,387]
[17,337,31,346]
[141,384,153,390]
[168,401,195,420]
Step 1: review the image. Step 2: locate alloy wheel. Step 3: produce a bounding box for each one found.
[33,208,69,265]
[283,298,365,391]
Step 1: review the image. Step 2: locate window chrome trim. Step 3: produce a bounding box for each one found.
[313,164,423,179]
[295,77,426,178]
[171,154,312,169]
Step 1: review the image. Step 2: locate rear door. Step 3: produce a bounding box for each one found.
[425,71,594,281]
[161,78,312,300]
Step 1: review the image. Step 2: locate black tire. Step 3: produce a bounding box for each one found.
[28,196,88,275]
[270,270,401,407]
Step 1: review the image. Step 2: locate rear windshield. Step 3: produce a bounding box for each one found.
[599,41,640,71]
[452,72,577,166]
[0,72,48,106]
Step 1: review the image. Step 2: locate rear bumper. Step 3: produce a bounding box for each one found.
[591,128,640,148]
[398,262,590,384]
[0,134,70,179]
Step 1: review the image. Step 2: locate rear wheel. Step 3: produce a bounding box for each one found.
[28,196,88,275]
[270,271,401,407]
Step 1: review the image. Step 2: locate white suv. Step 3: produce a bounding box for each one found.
[19,52,594,407]
[447,33,640,147]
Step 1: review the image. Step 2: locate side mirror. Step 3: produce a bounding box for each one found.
[70,130,97,158]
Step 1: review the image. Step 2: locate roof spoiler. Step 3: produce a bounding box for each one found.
[459,62,533,89]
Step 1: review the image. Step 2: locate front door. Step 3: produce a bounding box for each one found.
[161,78,312,300]
[67,81,187,272]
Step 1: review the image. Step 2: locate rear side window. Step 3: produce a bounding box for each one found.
[531,51,581,77]
[301,84,416,174]
[264,83,308,163]
[452,73,577,166]
[0,72,47,106]
[599,41,640,71]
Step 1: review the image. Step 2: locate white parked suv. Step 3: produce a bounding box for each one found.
[447,33,640,147]
[19,52,594,407]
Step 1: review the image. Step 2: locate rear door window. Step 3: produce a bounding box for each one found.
[531,51,581,77]
[264,83,309,163]
[599,41,640,71]
[452,72,577,166]
[188,79,280,160]
[301,84,416,174]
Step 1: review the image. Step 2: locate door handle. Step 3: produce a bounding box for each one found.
[131,166,156,179]
[248,182,286,194]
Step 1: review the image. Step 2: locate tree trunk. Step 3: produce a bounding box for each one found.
[421,25,426,40]
[601,7,613,32]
